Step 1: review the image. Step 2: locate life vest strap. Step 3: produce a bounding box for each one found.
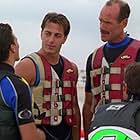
[40,80,76,88]
[92,84,121,95]
[44,94,72,102]
[40,108,72,117]
[90,66,121,77]
[105,99,122,104]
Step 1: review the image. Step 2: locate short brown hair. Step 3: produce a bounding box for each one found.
[125,62,140,94]
[105,0,130,22]
[41,12,70,37]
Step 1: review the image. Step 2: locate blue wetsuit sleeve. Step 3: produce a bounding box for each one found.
[0,76,34,125]
[0,77,17,111]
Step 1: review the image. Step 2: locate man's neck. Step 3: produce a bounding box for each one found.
[38,50,60,65]
[3,60,14,67]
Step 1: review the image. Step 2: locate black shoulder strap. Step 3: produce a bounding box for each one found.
[0,71,12,80]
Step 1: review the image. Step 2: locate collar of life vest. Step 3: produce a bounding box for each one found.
[106,35,131,49]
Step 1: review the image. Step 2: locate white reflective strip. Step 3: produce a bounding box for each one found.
[51,80,56,89]
[90,67,121,77]
[111,84,121,90]
[65,94,71,101]
[110,67,121,74]
[44,95,50,101]
[101,57,109,100]
[92,86,102,95]
[90,68,102,77]
[51,67,62,125]
[42,80,51,88]
[63,81,72,87]
[92,84,121,95]
[42,109,72,116]
[40,108,59,117]
[111,99,122,103]
[51,95,58,102]
[41,80,75,88]
[51,109,59,116]
[32,86,43,93]
[35,120,42,124]
[66,109,72,115]
[33,89,44,105]
[51,80,75,88]
[44,94,72,102]
[51,80,73,88]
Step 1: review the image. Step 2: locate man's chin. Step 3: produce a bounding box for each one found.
[101,35,108,42]
[101,38,108,42]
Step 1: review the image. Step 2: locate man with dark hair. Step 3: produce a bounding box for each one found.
[82,0,140,139]
[88,62,140,140]
[15,12,81,140]
[0,23,45,140]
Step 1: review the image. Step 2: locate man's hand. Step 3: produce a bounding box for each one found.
[37,128,46,140]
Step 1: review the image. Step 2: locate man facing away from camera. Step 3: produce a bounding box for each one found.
[88,62,140,140]
[0,23,45,140]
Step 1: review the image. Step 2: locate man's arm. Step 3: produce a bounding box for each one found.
[15,71,45,140]
[72,63,81,140]
[19,122,46,140]
[72,91,81,140]
[82,53,96,139]
[82,92,96,139]
[15,58,36,86]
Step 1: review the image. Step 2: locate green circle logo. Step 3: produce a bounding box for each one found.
[89,129,132,140]
[88,126,140,140]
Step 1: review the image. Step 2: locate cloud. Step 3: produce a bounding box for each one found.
[0,0,140,69]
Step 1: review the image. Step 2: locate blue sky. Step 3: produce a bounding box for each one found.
[0,0,139,69]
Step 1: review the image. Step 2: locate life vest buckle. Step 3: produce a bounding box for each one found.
[34,112,46,120]
[58,95,65,101]
[103,84,111,91]
[103,66,110,74]
[59,109,66,116]
[56,80,63,87]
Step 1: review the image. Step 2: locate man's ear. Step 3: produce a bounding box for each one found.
[10,44,16,53]
[121,18,128,28]
[123,82,128,100]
